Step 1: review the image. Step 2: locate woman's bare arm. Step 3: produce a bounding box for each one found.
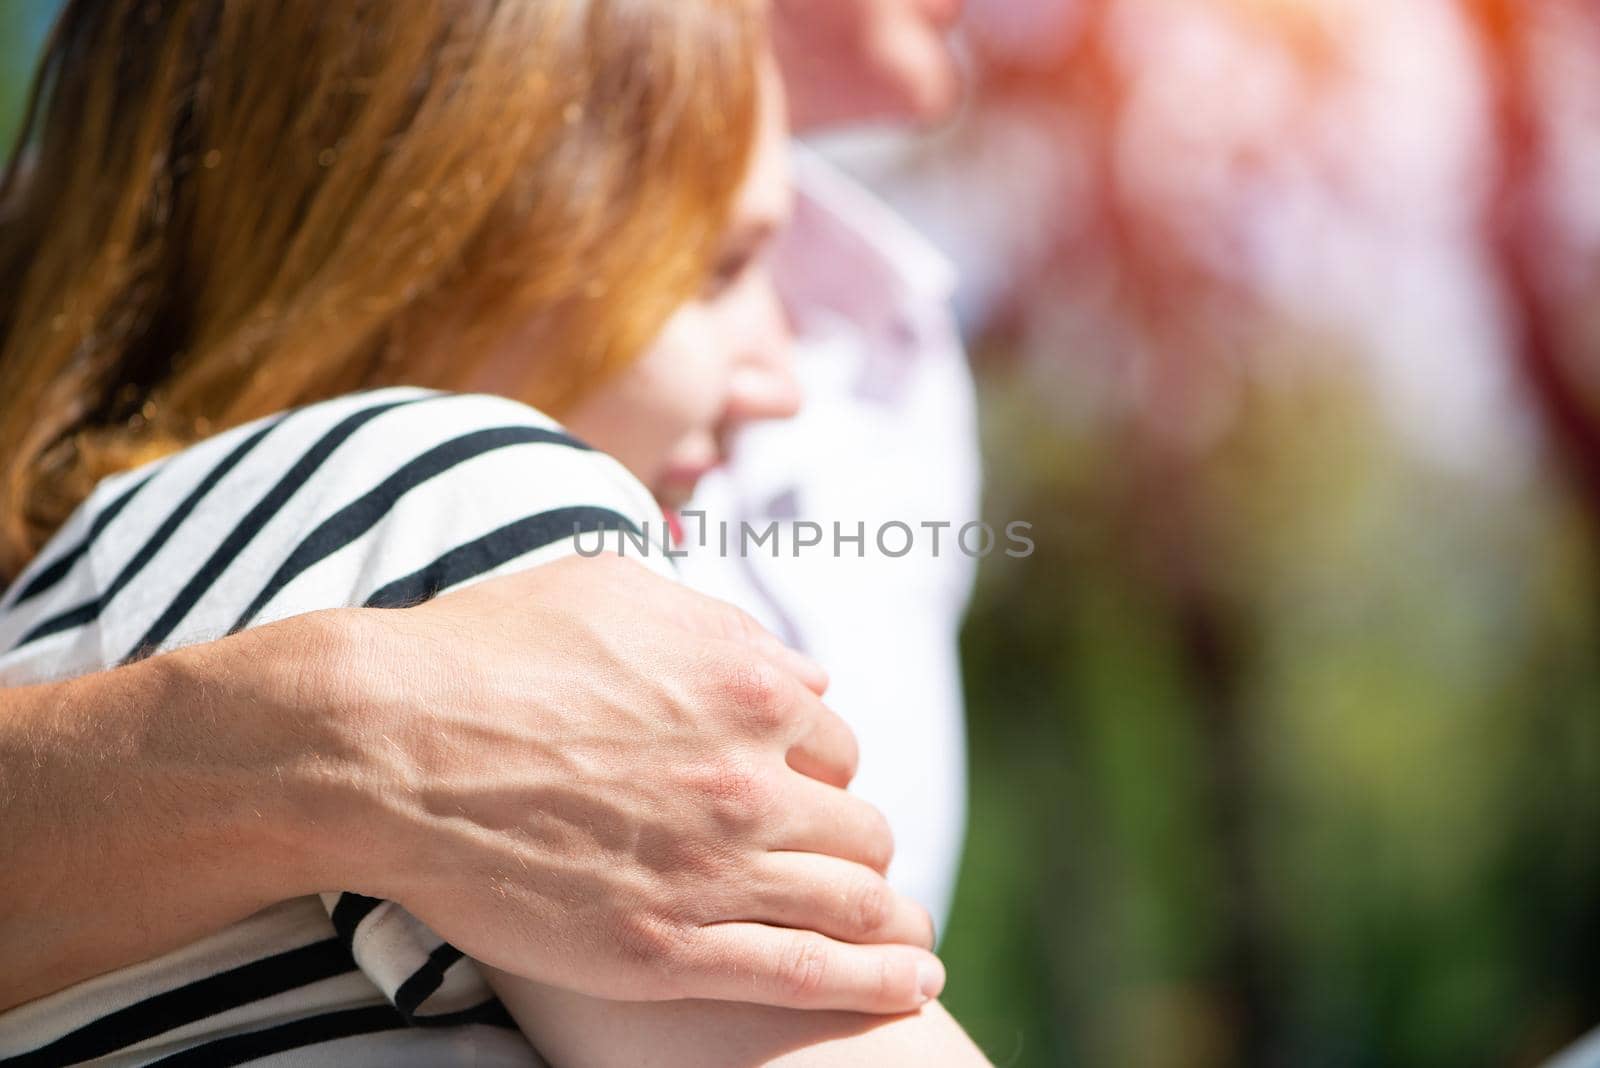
[486,963,992,1066]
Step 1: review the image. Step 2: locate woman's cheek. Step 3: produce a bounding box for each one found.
[664,326,738,430]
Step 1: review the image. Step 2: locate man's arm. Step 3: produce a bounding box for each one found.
[0,612,348,1012]
[0,554,941,1014]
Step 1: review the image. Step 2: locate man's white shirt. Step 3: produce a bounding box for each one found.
[679,146,981,929]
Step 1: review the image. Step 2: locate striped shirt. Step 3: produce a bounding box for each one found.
[0,388,674,1066]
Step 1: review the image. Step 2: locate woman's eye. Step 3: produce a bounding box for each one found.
[703,249,755,299]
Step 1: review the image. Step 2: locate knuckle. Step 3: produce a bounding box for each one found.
[848,878,894,940]
[714,656,790,732]
[697,756,776,819]
[722,602,763,644]
[776,935,831,1000]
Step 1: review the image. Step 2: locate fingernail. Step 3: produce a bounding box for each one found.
[916,959,945,1003]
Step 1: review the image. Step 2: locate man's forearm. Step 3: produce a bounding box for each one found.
[0,617,354,1011]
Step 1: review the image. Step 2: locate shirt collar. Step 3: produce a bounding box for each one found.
[775,144,957,344]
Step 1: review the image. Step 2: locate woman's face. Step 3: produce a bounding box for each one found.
[560,65,799,509]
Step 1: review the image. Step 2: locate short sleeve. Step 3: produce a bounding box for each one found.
[243,389,676,628]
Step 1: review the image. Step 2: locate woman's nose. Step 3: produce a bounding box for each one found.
[724,279,801,425]
[725,340,802,424]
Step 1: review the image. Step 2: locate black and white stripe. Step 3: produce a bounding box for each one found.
[0,388,673,1066]
[228,422,592,633]
[0,470,155,612]
[123,393,437,661]
[10,415,287,652]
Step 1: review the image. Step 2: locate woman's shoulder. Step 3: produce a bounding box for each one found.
[50,387,599,530]
[1,389,671,670]
[161,386,675,623]
[120,386,656,539]
[235,387,675,615]
[160,387,596,491]
[265,386,667,555]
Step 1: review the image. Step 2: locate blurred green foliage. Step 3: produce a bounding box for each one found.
[941,355,1600,1067]
[0,1,45,154]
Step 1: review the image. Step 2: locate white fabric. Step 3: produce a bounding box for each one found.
[679,148,981,929]
[1549,1026,1600,1068]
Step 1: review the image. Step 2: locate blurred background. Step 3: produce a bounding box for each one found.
[5,0,1598,1065]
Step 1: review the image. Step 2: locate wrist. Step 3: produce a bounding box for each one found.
[155,612,381,901]
[298,606,485,906]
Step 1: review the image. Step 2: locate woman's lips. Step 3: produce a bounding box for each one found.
[656,460,720,510]
[660,458,720,489]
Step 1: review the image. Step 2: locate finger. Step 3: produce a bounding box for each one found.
[771,774,895,874]
[684,924,944,1013]
[765,641,829,698]
[785,698,859,788]
[737,626,828,697]
[695,598,829,695]
[749,851,936,950]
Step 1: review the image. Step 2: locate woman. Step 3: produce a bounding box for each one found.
[0,0,987,1063]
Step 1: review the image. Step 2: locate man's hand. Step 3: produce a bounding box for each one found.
[303,554,943,1013]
